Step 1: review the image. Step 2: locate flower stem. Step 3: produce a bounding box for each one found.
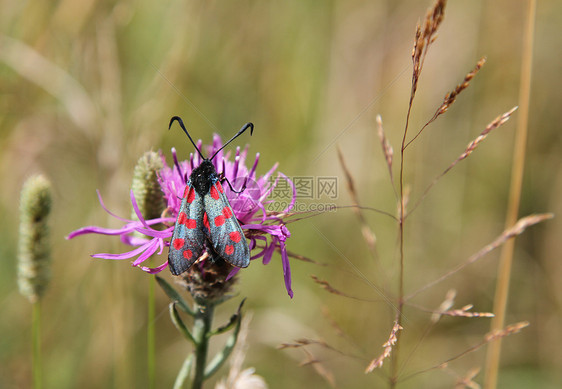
[192,301,214,389]
[148,275,156,389]
[32,301,42,389]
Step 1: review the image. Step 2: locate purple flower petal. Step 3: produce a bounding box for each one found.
[95,190,130,222]
[70,136,297,296]
[92,240,155,260]
[67,224,137,239]
[277,173,296,213]
[140,261,168,274]
[262,239,277,265]
[226,267,240,281]
[279,240,293,298]
[130,190,151,229]
[248,152,260,179]
[132,238,160,265]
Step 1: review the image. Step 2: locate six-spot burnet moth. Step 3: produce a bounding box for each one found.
[167,116,254,276]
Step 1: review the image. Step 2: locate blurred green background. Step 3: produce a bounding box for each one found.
[1,0,561,388]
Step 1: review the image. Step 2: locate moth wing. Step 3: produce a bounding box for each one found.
[168,184,206,275]
[203,181,250,268]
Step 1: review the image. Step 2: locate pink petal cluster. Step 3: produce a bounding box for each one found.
[68,135,296,297]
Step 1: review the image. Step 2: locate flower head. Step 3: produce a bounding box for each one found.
[19,174,53,303]
[68,135,296,297]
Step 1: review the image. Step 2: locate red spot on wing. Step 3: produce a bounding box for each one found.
[216,182,224,193]
[183,249,193,259]
[173,238,185,250]
[225,245,234,255]
[203,213,210,230]
[222,206,233,219]
[214,215,225,227]
[210,184,220,200]
[229,231,242,243]
[186,219,197,229]
[186,187,196,203]
[178,212,187,225]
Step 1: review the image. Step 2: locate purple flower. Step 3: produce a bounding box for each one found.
[68,135,296,297]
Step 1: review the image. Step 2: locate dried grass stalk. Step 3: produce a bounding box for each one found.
[311,275,348,297]
[397,185,410,220]
[365,321,403,373]
[411,0,447,99]
[456,106,518,162]
[404,321,529,381]
[440,304,494,318]
[300,348,336,387]
[431,289,457,323]
[438,57,486,116]
[376,115,394,183]
[408,107,519,217]
[454,367,481,389]
[406,57,487,148]
[406,213,553,300]
[485,321,529,342]
[336,146,377,251]
[310,275,370,301]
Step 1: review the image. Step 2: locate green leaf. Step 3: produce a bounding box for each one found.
[169,303,196,345]
[156,276,194,316]
[208,298,246,338]
[204,299,245,379]
[173,353,194,389]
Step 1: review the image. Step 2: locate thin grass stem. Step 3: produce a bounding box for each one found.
[32,301,42,389]
[484,0,536,387]
[148,275,156,389]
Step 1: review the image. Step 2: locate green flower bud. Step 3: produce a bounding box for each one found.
[18,175,52,303]
[131,151,165,221]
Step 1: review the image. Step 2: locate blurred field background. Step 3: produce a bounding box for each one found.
[1,0,561,388]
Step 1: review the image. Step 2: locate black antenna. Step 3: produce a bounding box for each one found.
[210,122,254,161]
[169,116,204,160]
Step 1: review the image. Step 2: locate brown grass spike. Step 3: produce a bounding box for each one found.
[376,115,394,184]
[406,213,553,300]
[365,321,403,373]
[406,57,487,149]
[336,146,377,252]
[407,107,518,218]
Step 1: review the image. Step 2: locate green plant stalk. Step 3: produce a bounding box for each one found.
[484,0,536,387]
[148,275,156,389]
[32,301,42,389]
[192,302,214,389]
